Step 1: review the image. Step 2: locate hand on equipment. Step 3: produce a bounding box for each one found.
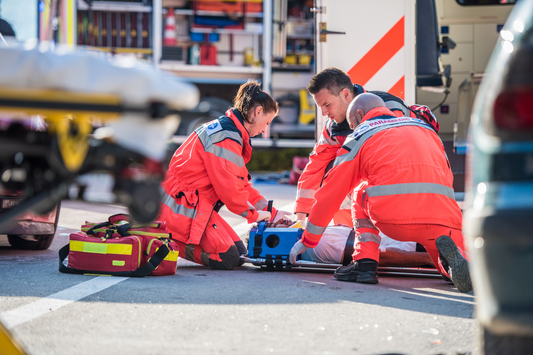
[289,240,309,264]
[272,210,293,223]
[255,210,271,222]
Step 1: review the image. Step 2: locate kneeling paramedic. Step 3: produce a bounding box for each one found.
[289,93,472,293]
[294,68,440,228]
[159,80,291,270]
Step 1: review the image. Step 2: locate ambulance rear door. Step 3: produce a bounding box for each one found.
[313,0,416,138]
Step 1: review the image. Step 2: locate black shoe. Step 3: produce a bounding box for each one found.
[436,235,473,293]
[334,258,378,284]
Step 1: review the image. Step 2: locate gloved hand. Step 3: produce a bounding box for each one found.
[255,210,271,222]
[289,240,309,264]
[295,213,307,222]
[272,210,293,223]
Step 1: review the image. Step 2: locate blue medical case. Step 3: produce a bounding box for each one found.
[247,222,303,270]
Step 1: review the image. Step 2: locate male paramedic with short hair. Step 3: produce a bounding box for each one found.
[289,93,472,293]
[294,67,438,227]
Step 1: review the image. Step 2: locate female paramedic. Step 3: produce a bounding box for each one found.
[159,80,290,270]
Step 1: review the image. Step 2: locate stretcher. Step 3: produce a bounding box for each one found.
[243,221,441,278]
[0,45,199,226]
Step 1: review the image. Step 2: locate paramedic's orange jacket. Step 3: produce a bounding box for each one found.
[159,109,267,245]
[301,107,462,248]
[294,85,415,217]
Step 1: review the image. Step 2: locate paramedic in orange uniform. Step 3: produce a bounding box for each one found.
[159,80,289,270]
[294,68,439,228]
[290,93,472,293]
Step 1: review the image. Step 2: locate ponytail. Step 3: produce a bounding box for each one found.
[232,80,278,123]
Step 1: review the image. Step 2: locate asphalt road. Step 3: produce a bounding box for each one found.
[0,183,476,355]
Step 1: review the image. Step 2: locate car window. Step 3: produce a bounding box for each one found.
[505,27,533,87]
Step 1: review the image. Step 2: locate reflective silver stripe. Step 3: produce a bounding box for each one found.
[240,202,255,217]
[356,232,381,244]
[296,189,316,199]
[205,144,245,168]
[254,198,268,211]
[318,133,337,146]
[196,125,243,149]
[333,120,434,168]
[355,218,378,230]
[365,183,455,199]
[339,194,352,210]
[306,221,327,235]
[160,188,197,219]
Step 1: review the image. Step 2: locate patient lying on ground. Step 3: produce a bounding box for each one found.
[247,222,434,268]
[301,225,434,267]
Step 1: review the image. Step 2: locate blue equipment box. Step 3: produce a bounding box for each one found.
[248,222,303,260]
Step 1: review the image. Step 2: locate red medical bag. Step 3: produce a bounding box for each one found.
[59,214,179,277]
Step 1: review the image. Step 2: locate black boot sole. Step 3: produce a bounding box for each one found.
[334,270,378,284]
[436,235,472,293]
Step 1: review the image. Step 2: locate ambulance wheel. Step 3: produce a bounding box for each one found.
[7,234,55,250]
[187,115,218,135]
[479,325,533,355]
[127,183,161,224]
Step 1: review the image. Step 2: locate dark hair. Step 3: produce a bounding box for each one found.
[307,67,354,96]
[233,80,279,123]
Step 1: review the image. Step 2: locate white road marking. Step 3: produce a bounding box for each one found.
[390,288,475,305]
[234,202,295,237]
[1,202,293,328]
[0,276,128,329]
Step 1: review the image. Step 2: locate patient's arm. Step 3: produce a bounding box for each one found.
[378,248,434,267]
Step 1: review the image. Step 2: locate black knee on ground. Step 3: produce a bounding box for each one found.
[209,245,241,270]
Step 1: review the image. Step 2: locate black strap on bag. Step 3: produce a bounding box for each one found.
[87,214,132,237]
[58,242,170,277]
[86,221,112,235]
[252,221,267,258]
[251,200,273,258]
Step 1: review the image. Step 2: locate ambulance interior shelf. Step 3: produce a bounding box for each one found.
[160,0,265,65]
[76,0,154,58]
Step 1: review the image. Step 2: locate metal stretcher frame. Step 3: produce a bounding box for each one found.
[242,256,442,278]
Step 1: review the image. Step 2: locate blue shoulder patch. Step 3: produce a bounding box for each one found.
[206,120,223,136]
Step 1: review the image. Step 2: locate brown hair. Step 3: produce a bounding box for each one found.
[307,67,354,96]
[232,80,278,123]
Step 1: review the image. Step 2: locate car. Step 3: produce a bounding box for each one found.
[0,117,61,250]
[463,0,533,353]
[0,187,60,250]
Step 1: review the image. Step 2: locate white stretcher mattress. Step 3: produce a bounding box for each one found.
[0,46,199,110]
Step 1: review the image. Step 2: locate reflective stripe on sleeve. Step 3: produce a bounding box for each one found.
[240,202,256,217]
[205,144,245,168]
[355,232,381,244]
[318,134,337,146]
[160,189,197,219]
[365,183,455,199]
[296,189,316,199]
[254,198,268,211]
[306,221,327,236]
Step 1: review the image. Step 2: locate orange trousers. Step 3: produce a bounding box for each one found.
[174,212,246,270]
[352,187,468,278]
